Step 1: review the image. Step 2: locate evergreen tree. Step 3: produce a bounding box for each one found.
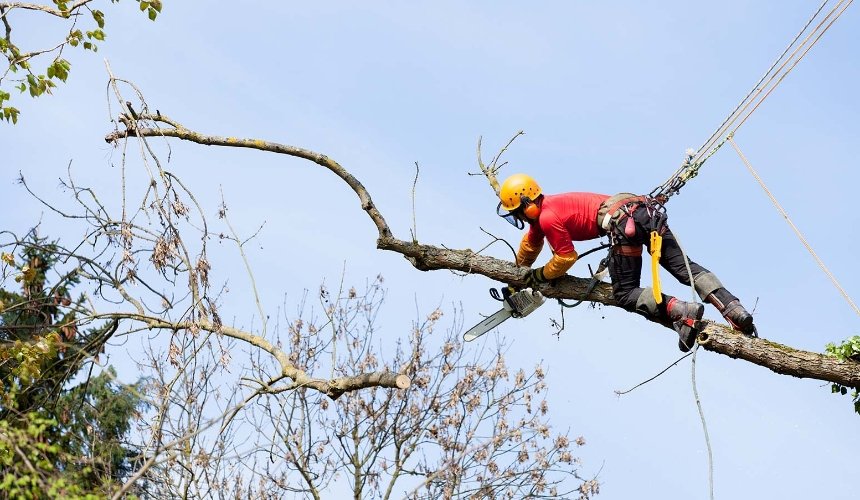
[0,231,145,497]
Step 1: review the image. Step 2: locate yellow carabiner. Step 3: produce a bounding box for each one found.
[650,231,663,304]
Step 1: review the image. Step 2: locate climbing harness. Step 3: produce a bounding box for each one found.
[597,193,646,234]
[599,195,669,303]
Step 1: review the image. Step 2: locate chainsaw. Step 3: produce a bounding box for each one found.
[463,287,546,342]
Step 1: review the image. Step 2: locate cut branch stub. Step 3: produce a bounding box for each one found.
[304,372,412,400]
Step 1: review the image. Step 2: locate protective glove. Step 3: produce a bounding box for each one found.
[524,266,550,288]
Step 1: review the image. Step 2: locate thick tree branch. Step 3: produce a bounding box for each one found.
[105,113,392,241]
[104,115,860,390]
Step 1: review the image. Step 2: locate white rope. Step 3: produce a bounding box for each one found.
[725,0,853,138]
[691,346,714,500]
[655,0,853,197]
[671,230,715,500]
[728,136,860,319]
[692,0,831,164]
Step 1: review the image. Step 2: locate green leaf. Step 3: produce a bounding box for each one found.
[26,75,39,97]
[148,7,157,21]
[91,9,106,29]
[55,59,71,82]
[2,107,20,124]
[140,1,149,11]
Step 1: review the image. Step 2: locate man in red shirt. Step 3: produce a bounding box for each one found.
[497,173,755,351]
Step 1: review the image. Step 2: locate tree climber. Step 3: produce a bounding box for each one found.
[497,173,756,351]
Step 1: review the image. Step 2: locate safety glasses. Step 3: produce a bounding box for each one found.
[497,202,524,229]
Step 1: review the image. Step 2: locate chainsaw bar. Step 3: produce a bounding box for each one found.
[463,288,545,342]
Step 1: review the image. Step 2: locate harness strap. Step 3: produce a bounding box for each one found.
[615,245,643,257]
[597,193,647,233]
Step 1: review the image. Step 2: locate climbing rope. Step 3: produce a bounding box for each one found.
[728,136,860,318]
[652,0,852,201]
[670,229,715,500]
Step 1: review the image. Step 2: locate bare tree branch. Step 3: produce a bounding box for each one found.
[103,111,860,390]
[0,1,94,18]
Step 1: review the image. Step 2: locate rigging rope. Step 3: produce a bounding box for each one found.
[728,136,860,318]
[692,0,832,164]
[726,0,853,137]
[652,0,853,200]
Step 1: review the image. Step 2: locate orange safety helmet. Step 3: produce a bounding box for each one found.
[499,173,542,219]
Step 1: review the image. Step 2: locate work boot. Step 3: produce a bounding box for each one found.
[667,297,705,352]
[706,289,756,336]
[720,300,756,336]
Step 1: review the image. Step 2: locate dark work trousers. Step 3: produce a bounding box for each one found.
[607,204,712,320]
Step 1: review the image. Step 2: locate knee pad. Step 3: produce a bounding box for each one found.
[693,272,723,301]
[635,288,659,316]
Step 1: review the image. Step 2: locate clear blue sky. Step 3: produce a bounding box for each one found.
[4,1,860,498]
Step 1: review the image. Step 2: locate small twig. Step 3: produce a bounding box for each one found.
[477,227,517,261]
[614,351,693,396]
[410,162,419,244]
[550,305,565,337]
[219,187,266,338]
[474,131,525,196]
[443,228,517,277]
[489,130,524,173]
[1,6,13,41]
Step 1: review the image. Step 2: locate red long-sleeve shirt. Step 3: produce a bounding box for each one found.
[517,192,609,278]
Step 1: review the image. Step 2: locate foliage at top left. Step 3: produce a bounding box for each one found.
[0,0,163,124]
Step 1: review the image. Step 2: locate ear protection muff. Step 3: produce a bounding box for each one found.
[521,195,541,219]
